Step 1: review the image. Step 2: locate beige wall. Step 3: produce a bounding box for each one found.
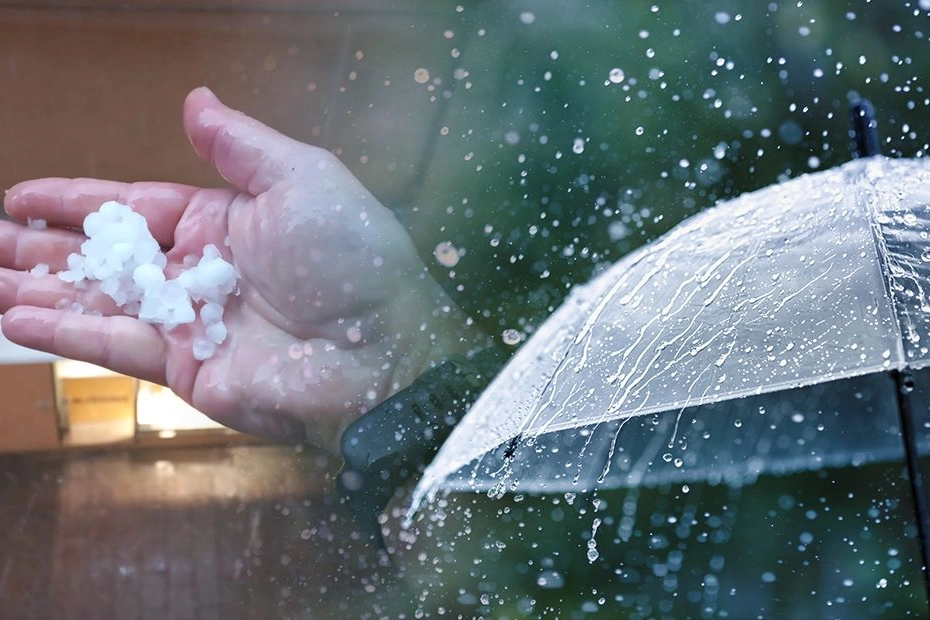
[0,364,58,452]
[0,2,457,205]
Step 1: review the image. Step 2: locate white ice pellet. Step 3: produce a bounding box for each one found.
[100,276,126,304]
[30,263,49,277]
[132,263,165,292]
[192,337,217,361]
[83,211,104,237]
[170,303,196,328]
[202,244,220,260]
[185,247,237,302]
[57,270,81,284]
[138,296,162,323]
[57,201,239,360]
[111,241,134,262]
[27,218,47,230]
[200,302,224,325]
[205,321,227,345]
[99,201,121,218]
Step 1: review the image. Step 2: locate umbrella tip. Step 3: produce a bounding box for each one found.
[849,98,881,159]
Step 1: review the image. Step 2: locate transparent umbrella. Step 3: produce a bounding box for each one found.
[410,145,930,594]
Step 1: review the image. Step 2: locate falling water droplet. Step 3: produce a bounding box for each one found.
[587,517,602,563]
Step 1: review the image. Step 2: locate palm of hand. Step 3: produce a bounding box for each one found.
[184,163,431,447]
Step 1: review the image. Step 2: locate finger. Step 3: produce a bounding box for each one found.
[1,307,167,384]
[0,220,85,272]
[0,269,123,317]
[4,178,200,246]
[183,87,312,195]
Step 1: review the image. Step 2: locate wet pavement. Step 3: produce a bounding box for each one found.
[0,444,401,620]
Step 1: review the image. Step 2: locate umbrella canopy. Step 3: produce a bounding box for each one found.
[412,156,930,506]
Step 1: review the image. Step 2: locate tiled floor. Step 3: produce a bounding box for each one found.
[0,444,408,619]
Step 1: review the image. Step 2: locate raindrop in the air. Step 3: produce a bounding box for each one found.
[502,328,523,346]
[608,68,625,84]
[536,570,566,589]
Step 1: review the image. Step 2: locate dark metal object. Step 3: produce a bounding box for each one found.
[338,346,507,544]
[850,98,880,158]
[891,370,930,600]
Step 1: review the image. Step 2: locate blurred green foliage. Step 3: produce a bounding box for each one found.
[393,0,930,336]
[356,2,930,617]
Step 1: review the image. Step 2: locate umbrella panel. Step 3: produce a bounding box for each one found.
[416,157,930,503]
[392,369,930,616]
[442,369,929,495]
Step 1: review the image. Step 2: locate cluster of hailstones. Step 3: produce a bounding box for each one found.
[52,201,238,361]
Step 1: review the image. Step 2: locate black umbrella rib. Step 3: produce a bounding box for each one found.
[890,369,930,603]
[850,98,881,158]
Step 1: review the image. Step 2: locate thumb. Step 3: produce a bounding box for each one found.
[182,87,306,195]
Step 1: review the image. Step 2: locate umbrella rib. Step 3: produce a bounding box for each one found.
[859,161,930,603]
[861,182,907,363]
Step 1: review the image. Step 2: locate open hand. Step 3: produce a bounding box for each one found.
[0,87,481,452]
